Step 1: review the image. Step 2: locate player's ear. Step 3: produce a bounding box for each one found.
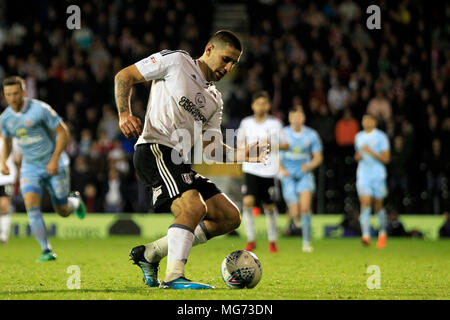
[205,43,214,57]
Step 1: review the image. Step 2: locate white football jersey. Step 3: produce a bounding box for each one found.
[0,137,19,186]
[135,50,223,160]
[237,116,286,178]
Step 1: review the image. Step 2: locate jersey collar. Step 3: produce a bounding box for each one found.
[10,98,31,114]
[291,125,304,136]
[194,60,213,88]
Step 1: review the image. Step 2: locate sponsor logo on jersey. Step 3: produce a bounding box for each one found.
[18,136,44,145]
[178,96,207,124]
[293,146,302,154]
[16,128,27,138]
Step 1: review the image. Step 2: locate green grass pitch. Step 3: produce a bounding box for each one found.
[0,216,449,300]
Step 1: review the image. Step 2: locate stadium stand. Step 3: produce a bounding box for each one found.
[0,0,448,215]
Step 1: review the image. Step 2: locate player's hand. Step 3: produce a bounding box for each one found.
[354,152,362,161]
[245,142,270,164]
[301,163,311,172]
[119,112,142,139]
[280,167,289,177]
[362,145,373,154]
[46,159,59,176]
[0,163,10,175]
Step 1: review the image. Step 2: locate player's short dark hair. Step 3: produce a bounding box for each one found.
[252,91,270,103]
[363,113,377,121]
[2,76,26,90]
[289,105,304,113]
[209,30,242,52]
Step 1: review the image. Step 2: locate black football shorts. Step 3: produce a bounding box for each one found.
[242,173,275,205]
[134,143,222,213]
[0,184,13,197]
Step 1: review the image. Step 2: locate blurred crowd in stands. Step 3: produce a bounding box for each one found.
[0,0,449,216]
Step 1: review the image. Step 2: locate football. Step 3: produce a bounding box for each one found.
[221,250,262,289]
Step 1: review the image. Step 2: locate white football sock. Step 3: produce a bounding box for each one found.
[242,207,255,242]
[0,213,11,242]
[144,236,169,263]
[193,222,209,245]
[144,223,209,263]
[265,207,278,242]
[164,225,195,282]
[68,196,80,212]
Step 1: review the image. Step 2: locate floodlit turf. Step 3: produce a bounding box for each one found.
[0,233,449,300]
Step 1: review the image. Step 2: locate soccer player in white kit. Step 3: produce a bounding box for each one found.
[237,91,288,253]
[115,30,269,289]
[0,136,19,244]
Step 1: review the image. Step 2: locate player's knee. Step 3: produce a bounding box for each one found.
[362,201,371,208]
[374,203,383,212]
[300,207,310,214]
[182,201,207,222]
[228,207,241,230]
[243,196,254,208]
[0,199,10,214]
[360,197,371,208]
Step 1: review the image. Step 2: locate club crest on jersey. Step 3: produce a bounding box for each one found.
[181,173,193,185]
[195,93,206,108]
[25,119,33,127]
[152,186,162,205]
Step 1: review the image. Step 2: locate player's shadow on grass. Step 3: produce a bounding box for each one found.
[0,288,142,296]
[0,286,232,296]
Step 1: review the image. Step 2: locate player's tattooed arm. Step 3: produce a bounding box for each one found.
[114,77,132,114]
[114,65,145,138]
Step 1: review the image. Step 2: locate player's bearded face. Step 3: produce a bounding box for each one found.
[289,111,305,127]
[252,97,270,116]
[3,85,25,110]
[362,116,376,130]
[207,44,241,81]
